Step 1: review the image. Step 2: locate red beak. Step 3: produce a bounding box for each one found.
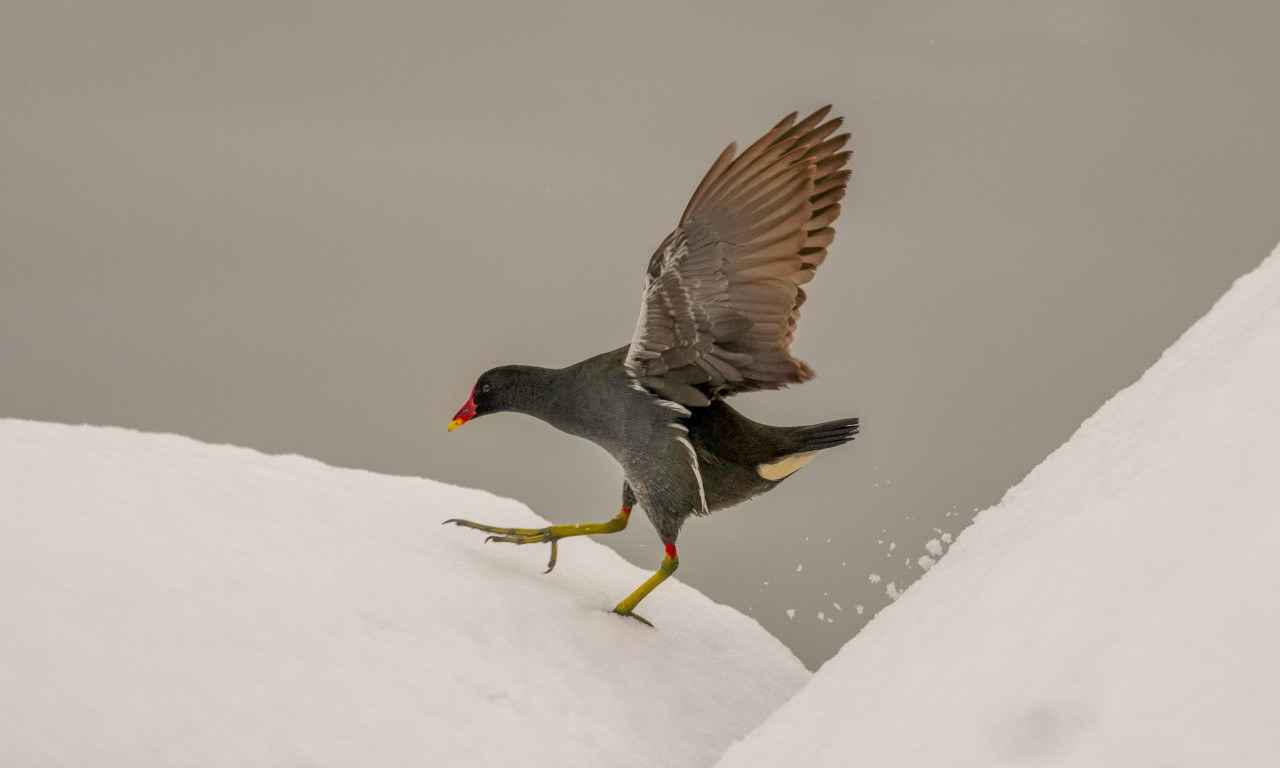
[448,389,476,432]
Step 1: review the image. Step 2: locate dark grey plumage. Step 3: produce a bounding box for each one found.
[448,107,858,621]
[469,346,857,543]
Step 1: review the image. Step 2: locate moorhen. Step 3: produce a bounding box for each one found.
[446,106,858,625]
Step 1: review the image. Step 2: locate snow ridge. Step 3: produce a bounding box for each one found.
[0,420,806,768]
[715,242,1280,768]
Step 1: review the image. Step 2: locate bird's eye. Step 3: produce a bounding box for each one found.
[481,383,492,393]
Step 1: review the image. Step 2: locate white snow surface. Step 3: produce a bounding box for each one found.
[716,243,1280,767]
[0,421,807,767]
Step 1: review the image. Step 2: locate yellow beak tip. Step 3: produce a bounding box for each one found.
[447,419,464,433]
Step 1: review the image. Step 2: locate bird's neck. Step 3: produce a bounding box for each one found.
[503,364,605,438]
[501,365,570,420]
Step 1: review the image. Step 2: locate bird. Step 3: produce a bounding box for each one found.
[444,106,859,626]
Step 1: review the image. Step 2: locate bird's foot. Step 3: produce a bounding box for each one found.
[443,510,630,573]
[442,518,563,572]
[611,608,654,628]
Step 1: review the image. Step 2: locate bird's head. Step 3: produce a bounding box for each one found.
[447,366,523,432]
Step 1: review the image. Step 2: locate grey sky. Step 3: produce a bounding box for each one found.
[3,1,1278,669]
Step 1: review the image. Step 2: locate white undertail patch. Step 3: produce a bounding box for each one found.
[757,451,818,481]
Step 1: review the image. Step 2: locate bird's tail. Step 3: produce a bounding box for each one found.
[755,417,859,481]
[789,417,860,453]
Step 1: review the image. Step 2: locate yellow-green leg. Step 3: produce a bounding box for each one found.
[443,507,630,573]
[612,543,679,627]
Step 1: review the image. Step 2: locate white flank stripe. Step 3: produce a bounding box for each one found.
[675,434,709,515]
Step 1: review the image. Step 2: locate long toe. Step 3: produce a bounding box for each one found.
[482,531,552,545]
[442,518,548,537]
[544,539,558,573]
[444,517,563,572]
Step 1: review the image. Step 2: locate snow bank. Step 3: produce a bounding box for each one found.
[0,421,806,767]
[716,242,1280,767]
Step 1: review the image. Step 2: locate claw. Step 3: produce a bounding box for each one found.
[612,608,654,628]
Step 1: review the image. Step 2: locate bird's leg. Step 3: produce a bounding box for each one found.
[442,507,631,573]
[612,543,679,627]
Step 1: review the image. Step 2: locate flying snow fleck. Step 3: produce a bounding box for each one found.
[918,555,936,571]
[818,612,825,621]
[868,573,881,584]
[786,608,796,620]
[833,602,842,611]
[855,605,865,615]
[886,582,902,601]
[796,564,803,573]
[942,532,953,544]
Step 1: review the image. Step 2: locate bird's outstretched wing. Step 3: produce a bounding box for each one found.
[624,106,851,407]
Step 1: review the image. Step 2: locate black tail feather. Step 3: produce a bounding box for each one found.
[790,417,859,453]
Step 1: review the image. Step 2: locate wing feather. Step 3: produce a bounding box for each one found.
[625,107,852,406]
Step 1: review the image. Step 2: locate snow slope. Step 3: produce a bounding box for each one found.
[0,421,807,768]
[715,244,1280,768]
